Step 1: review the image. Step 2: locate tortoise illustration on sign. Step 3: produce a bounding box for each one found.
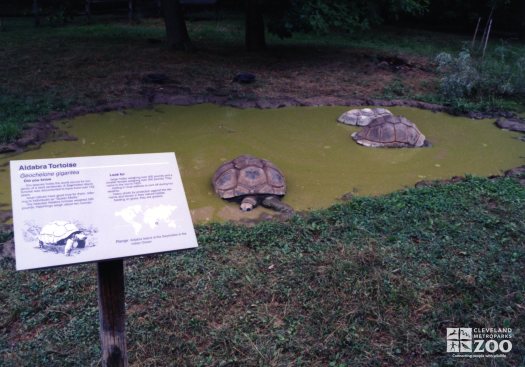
[212,155,293,213]
[37,220,88,256]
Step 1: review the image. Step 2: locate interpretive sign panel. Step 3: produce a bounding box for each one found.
[10,152,198,270]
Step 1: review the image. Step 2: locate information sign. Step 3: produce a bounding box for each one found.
[10,152,198,270]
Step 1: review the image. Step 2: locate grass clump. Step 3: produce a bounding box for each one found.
[0,92,73,144]
[1,176,524,366]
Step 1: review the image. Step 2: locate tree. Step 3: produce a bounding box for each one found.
[244,0,430,50]
[269,0,430,36]
[245,0,266,50]
[162,0,192,50]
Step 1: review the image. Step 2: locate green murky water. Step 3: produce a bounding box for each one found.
[1,104,523,222]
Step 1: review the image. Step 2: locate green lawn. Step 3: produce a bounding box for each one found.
[1,176,524,366]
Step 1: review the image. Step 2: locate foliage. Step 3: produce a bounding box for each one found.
[379,78,413,99]
[266,0,430,38]
[435,46,525,112]
[1,176,524,366]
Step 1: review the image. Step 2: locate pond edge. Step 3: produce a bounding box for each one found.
[1,94,524,154]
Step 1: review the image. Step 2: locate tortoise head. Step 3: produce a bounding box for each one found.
[240,196,258,211]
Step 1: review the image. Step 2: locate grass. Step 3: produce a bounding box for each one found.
[1,176,524,366]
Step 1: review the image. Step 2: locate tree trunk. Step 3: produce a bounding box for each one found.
[128,0,134,24]
[520,0,525,40]
[162,0,192,50]
[85,0,92,23]
[32,0,40,27]
[245,0,265,51]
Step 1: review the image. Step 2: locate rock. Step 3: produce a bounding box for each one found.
[467,111,486,119]
[0,238,15,260]
[339,192,354,201]
[415,176,463,188]
[142,73,170,84]
[0,210,12,223]
[414,180,434,188]
[504,166,525,178]
[0,143,18,153]
[495,118,525,133]
[233,72,256,84]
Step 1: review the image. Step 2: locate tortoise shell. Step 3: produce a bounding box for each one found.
[38,221,81,245]
[212,155,286,199]
[351,115,427,148]
[337,108,393,126]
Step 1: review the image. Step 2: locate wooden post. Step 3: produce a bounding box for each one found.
[471,17,481,49]
[482,18,493,61]
[97,259,128,367]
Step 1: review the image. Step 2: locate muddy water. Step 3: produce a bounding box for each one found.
[0,105,523,222]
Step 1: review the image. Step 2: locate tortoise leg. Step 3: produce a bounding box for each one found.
[64,238,74,256]
[262,196,294,214]
[240,196,258,211]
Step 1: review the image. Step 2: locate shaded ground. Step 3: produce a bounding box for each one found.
[0,19,435,103]
[0,18,443,148]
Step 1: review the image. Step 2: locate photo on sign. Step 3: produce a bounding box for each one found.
[23,220,98,257]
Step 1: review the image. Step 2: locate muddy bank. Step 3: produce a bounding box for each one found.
[414,165,525,188]
[2,91,523,154]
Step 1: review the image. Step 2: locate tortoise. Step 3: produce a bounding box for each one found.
[337,108,393,126]
[38,221,87,256]
[212,155,293,213]
[351,115,429,148]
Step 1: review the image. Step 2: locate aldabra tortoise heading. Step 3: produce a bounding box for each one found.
[212,155,293,213]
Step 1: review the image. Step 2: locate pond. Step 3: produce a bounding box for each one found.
[1,104,523,222]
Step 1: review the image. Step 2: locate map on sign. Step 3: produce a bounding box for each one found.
[10,153,198,270]
[115,204,178,234]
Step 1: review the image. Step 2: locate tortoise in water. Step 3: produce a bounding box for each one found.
[351,115,429,148]
[38,221,87,256]
[212,155,293,213]
[337,108,393,126]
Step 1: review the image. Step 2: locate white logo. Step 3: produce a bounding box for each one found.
[446,327,513,357]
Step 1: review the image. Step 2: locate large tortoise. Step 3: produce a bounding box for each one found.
[337,108,393,126]
[38,221,87,256]
[212,155,293,213]
[351,115,429,148]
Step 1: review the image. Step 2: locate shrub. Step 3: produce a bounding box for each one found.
[435,45,525,111]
